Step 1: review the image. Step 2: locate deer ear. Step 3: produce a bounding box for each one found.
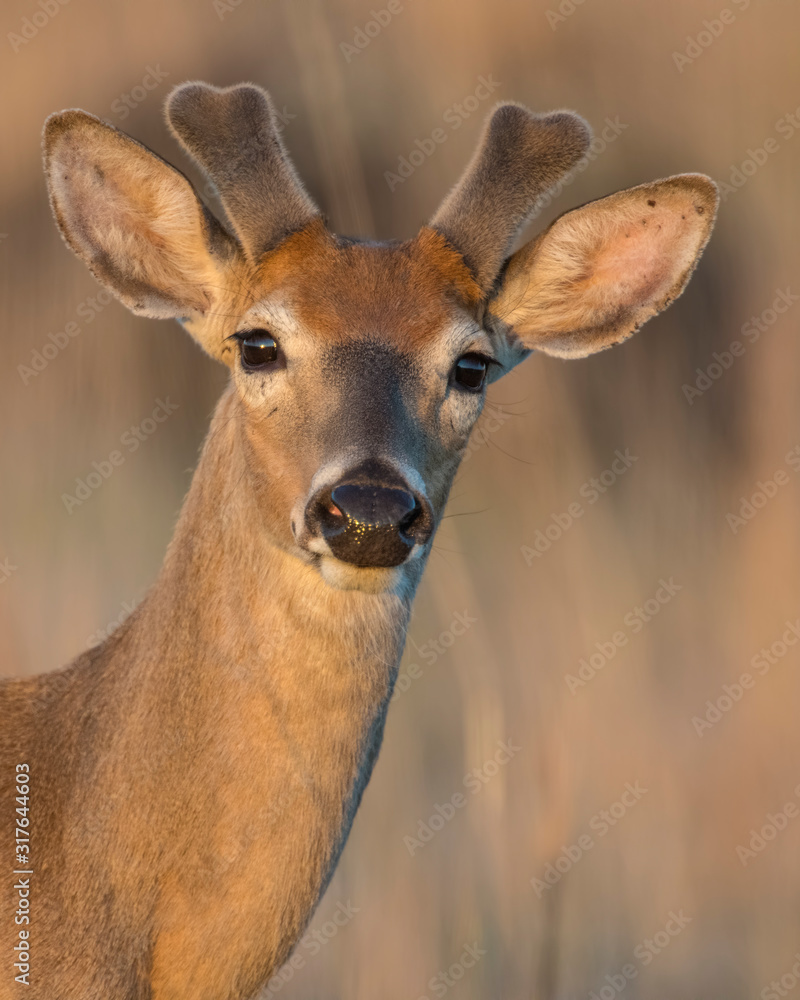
[43,109,238,321]
[486,174,718,363]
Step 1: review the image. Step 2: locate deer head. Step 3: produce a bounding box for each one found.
[43,82,717,594]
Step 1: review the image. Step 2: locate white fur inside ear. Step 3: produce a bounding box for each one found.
[489,175,718,359]
[46,114,223,319]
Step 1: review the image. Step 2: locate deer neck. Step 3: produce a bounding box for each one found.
[122,386,420,994]
[146,382,418,790]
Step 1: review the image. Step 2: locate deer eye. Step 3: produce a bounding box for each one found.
[452,353,488,392]
[239,330,279,370]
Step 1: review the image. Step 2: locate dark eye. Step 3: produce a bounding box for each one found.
[453,353,489,392]
[239,330,279,370]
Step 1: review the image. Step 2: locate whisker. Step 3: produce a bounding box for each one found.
[439,508,490,520]
[486,437,536,465]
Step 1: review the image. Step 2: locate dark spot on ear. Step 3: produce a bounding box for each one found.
[641,219,647,225]
[681,214,686,220]
[647,199,656,207]
[695,205,705,214]
[94,165,105,183]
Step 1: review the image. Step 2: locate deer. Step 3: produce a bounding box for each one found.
[0,81,717,999]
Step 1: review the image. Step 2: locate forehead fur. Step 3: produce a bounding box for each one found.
[254,218,482,347]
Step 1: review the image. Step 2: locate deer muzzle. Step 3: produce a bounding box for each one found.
[305,461,433,568]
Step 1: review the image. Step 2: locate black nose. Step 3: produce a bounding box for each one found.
[306,464,433,568]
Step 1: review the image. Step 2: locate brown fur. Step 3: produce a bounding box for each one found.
[0,83,717,999]
[253,219,482,350]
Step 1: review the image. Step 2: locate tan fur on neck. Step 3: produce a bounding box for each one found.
[0,391,412,1000]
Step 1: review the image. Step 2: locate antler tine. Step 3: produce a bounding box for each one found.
[429,102,592,294]
[165,81,319,261]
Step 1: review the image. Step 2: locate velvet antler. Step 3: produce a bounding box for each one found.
[429,103,591,293]
[165,82,319,260]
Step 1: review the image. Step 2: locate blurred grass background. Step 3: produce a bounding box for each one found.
[1,0,799,997]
